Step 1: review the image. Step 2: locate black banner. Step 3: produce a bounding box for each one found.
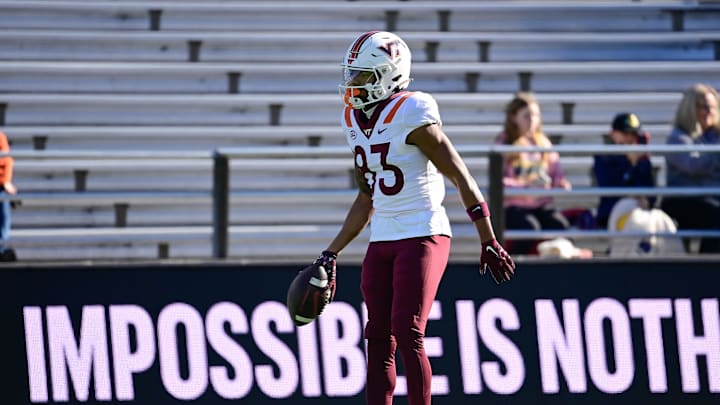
[1,259,718,404]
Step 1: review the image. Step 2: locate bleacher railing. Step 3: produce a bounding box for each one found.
[5,144,720,259]
[216,143,720,258]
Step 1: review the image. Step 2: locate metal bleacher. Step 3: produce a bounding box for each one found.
[1,0,719,262]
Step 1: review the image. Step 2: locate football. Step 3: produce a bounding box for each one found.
[286,263,332,326]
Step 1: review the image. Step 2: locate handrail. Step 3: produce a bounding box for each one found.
[3,145,717,258]
[7,144,720,159]
[504,229,720,240]
[470,143,720,154]
[0,189,354,202]
[1,150,211,159]
[214,143,720,257]
[0,191,212,203]
[217,143,720,158]
[503,187,720,197]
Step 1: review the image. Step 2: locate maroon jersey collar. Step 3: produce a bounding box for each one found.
[353,91,409,139]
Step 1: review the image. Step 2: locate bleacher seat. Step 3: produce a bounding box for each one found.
[1,1,718,33]
[1,123,675,152]
[2,60,720,95]
[0,91,684,128]
[2,30,719,62]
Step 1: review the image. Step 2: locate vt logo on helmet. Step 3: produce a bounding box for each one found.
[339,31,412,109]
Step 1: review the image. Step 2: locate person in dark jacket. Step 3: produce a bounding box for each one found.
[593,113,656,229]
[661,83,720,253]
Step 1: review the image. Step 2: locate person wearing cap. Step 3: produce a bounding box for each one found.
[592,112,656,229]
[661,83,720,253]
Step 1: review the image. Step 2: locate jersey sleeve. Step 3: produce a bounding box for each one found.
[400,91,442,130]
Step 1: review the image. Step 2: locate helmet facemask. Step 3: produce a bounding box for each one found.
[341,64,397,109]
[339,31,412,110]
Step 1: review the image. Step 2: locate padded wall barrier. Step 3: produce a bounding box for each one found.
[2,259,718,404]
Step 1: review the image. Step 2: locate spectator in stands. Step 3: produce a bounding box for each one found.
[593,112,656,228]
[496,92,571,255]
[0,130,17,261]
[314,31,515,405]
[661,83,720,253]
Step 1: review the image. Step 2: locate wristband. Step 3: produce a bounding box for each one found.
[466,201,491,222]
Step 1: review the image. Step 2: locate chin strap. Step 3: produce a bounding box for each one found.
[362,104,378,118]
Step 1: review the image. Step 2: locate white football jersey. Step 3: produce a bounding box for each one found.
[342,91,452,242]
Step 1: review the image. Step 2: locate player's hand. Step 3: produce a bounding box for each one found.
[480,239,515,284]
[313,250,337,302]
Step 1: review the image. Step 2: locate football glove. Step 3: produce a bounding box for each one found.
[480,239,516,285]
[313,250,337,303]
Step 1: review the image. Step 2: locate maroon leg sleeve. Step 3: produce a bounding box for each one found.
[361,235,450,405]
[362,241,396,405]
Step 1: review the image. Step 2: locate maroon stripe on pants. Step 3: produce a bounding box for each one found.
[361,235,451,405]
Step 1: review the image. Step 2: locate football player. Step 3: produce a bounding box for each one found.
[314,31,515,405]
